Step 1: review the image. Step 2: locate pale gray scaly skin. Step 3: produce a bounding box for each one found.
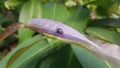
[27,18,101,49]
[27,18,120,66]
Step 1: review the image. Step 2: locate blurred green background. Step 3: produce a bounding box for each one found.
[0,0,120,68]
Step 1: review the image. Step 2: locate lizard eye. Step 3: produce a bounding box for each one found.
[56,28,63,34]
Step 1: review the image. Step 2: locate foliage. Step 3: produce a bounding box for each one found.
[0,0,120,68]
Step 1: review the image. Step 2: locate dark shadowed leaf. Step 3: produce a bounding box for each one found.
[39,45,83,68]
[0,35,44,68]
[89,18,120,28]
[0,25,2,33]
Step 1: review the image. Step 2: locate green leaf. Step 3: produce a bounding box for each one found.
[10,40,61,68]
[0,25,2,33]
[85,0,113,9]
[42,2,69,23]
[4,0,27,9]
[65,6,90,32]
[96,0,113,9]
[89,18,120,28]
[0,35,43,68]
[18,28,34,43]
[78,0,91,5]
[86,27,120,45]
[18,0,42,43]
[109,3,120,15]
[115,0,120,3]
[84,0,117,17]
[19,0,42,23]
[95,6,110,17]
[71,45,119,68]
[40,45,83,68]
